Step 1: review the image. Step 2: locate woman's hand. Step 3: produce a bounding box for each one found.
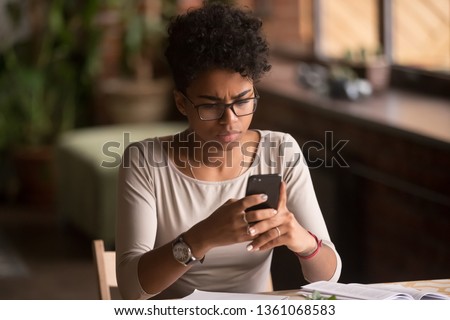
[244,182,317,254]
[184,193,278,258]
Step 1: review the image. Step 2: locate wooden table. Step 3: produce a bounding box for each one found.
[270,279,450,299]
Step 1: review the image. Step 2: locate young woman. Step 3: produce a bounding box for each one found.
[116,2,341,300]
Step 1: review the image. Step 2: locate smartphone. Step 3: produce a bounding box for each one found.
[245,174,281,212]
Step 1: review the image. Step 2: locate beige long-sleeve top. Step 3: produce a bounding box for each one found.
[116,130,342,299]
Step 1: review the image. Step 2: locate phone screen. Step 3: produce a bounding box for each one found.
[245,174,281,212]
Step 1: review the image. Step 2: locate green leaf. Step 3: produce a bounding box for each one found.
[305,290,337,300]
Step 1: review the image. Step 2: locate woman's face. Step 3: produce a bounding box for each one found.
[175,69,256,149]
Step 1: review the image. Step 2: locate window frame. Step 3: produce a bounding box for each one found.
[312,0,450,98]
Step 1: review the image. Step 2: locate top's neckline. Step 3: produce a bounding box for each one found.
[157,129,266,184]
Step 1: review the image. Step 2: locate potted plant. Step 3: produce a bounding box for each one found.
[343,47,391,92]
[0,0,102,206]
[96,0,239,123]
[97,0,178,124]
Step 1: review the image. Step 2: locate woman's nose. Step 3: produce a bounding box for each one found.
[219,106,238,124]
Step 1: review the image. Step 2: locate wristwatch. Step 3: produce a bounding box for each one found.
[172,234,204,266]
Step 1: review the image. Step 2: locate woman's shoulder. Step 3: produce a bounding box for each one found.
[257,129,298,145]
[256,130,302,162]
[121,136,170,167]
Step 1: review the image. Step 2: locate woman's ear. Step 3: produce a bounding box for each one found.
[174,90,188,116]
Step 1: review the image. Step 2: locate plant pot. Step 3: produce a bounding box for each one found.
[99,77,173,124]
[12,145,55,208]
[348,60,391,92]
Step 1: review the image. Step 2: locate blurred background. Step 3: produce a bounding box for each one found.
[0,0,449,299]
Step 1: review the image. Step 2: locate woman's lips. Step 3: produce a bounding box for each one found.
[217,132,240,143]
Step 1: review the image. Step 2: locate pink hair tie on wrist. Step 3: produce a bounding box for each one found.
[295,231,322,260]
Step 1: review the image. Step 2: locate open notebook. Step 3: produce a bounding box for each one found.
[300,281,450,300]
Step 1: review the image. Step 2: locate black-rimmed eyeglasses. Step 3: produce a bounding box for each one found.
[180,88,259,121]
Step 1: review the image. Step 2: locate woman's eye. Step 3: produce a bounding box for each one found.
[202,104,218,109]
[234,99,250,107]
[236,99,250,106]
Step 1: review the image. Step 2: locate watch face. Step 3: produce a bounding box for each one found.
[173,242,191,264]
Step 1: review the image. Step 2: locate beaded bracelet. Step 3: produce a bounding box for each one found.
[295,231,322,260]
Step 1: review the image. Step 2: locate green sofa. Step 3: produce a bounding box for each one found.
[56,122,187,246]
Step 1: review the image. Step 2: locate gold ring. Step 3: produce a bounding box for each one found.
[275,227,281,238]
[242,212,248,224]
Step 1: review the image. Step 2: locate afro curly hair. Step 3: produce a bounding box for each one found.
[164,2,271,92]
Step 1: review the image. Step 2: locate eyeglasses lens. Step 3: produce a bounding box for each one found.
[198,98,258,120]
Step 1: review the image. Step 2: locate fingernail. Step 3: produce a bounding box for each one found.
[273,209,278,215]
[261,194,268,200]
[247,244,259,252]
[248,227,256,235]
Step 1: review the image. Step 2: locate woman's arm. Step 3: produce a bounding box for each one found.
[297,242,338,282]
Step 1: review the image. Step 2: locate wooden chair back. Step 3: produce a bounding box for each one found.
[92,239,118,300]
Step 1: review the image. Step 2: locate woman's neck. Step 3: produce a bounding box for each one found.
[173,129,258,181]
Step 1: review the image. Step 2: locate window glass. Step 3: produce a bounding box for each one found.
[392,0,450,72]
[320,0,379,60]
